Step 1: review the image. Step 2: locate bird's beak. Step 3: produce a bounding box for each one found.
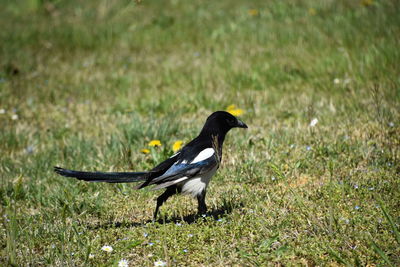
[236,119,248,128]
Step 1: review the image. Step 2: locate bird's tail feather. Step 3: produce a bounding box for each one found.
[54,166,148,183]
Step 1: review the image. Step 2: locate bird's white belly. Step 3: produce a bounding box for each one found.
[180,166,217,197]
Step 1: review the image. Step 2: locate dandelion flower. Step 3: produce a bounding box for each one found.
[226,104,244,116]
[118,259,129,267]
[101,245,113,253]
[154,260,167,267]
[11,114,18,120]
[228,109,243,116]
[226,104,236,111]
[141,148,150,154]
[172,140,183,152]
[149,140,162,147]
[308,8,316,15]
[309,118,318,127]
[248,9,259,16]
[360,0,373,6]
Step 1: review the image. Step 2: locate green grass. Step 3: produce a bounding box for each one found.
[1,0,399,266]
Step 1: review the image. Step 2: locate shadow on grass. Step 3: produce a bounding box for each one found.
[87,199,244,229]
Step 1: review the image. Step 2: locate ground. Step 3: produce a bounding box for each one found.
[0,0,399,266]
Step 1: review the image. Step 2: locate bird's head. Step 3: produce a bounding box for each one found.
[202,111,248,135]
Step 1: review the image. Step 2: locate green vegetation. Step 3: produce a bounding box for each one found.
[1,0,399,266]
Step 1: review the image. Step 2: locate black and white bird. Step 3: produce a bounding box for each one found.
[54,111,248,221]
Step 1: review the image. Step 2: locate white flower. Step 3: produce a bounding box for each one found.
[118,259,129,267]
[333,78,340,84]
[101,245,113,252]
[0,109,5,114]
[147,253,154,258]
[175,222,182,226]
[89,254,95,259]
[154,260,167,267]
[11,114,18,120]
[309,118,318,127]
[187,234,193,237]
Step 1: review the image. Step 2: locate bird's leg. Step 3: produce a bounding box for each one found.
[197,190,207,215]
[153,187,176,222]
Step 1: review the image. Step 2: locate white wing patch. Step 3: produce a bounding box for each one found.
[170,152,180,158]
[191,148,215,164]
[151,176,188,190]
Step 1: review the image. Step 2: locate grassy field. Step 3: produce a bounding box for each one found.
[1,0,399,266]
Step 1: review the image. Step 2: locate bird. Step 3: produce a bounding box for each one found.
[54,111,248,221]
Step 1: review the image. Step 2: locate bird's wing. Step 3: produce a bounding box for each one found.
[137,137,218,189]
[148,147,218,185]
[135,151,182,189]
[150,152,181,173]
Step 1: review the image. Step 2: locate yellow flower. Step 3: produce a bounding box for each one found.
[172,140,183,152]
[141,148,150,154]
[308,8,316,16]
[360,0,373,6]
[248,9,259,16]
[226,104,244,116]
[148,140,161,147]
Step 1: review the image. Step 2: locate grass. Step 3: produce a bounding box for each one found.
[1,0,399,265]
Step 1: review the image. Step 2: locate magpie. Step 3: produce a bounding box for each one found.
[54,111,248,221]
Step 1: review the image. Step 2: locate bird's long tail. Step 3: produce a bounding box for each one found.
[54,166,148,183]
